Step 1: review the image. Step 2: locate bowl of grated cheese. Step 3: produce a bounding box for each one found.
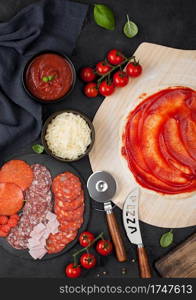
[41,110,95,162]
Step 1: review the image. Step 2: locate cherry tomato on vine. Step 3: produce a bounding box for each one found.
[96,61,111,75]
[83,82,98,98]
[98,80,115,96]
[126,62,142,77]
[80,67,96,82]
[107,49,125,65]
[79,232,95,247]
[96,240,113,256]
[113,71,129,87]
[65,263,81,278]
[80,253,96,269]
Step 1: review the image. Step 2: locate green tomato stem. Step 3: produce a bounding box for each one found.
[97,55,135,83]
[126,14,132,32]
[73,253,78,267]
[72,232,104,260]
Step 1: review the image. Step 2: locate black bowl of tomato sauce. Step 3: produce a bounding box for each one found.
[22,51,76,104]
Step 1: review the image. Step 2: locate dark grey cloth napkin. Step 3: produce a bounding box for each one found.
[0,0,88,157]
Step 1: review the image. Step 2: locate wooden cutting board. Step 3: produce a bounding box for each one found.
[89,42,196,228]
[155,233,196,278]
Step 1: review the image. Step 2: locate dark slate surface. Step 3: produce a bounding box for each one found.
[0,0,195,278]
[0,0,88,158]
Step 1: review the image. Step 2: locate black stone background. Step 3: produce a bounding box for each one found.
[0,0,195,278]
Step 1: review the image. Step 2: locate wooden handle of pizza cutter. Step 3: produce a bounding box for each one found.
[137,246,152,278]
[106,211,127,262]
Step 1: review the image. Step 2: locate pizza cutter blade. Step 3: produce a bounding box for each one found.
[87,171,127,262]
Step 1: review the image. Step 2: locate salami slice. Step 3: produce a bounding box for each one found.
[52,172,81,200]
[46,230,78,254]
[26,164,52,195]
[45,171,84,255]
[46,241,65,254]
[7,165,53,250]
[0,183,24,215]
[54,204,65,220]
[23,191,52,218]
[0,160,33,191]
[55,204,84,222]
[55,191,84,211]
[7,230,24,249]
[59,217,84,232]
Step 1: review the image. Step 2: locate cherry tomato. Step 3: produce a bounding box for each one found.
[7,218,18,228]
[83,83,98,98]
[80,67,96,82]
[126,62,142,77]
[79,231,95,247]
[113,71,129,87]
[96,240,113,256]
[0,230,8,237]
[0,224,11,233]
[107,49,125,65]
[96,61,111,75]
[10,214,20,221]
[98,81,115,96]
[80,253,96,269]
[0,216,8,225]
[65,263,81,278]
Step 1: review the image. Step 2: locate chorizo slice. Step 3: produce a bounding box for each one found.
[55,204,84,222]
[0,183,24,215]
[52,172,81,200]
[59,217,84,232]
[0,160,33,191]
[55,190,84,211]
[46,230,78,254]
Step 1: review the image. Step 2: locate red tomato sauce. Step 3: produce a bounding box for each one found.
[122,87,196,194]
[25,53,73,101]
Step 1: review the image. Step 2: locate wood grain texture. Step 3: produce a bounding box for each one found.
[155,233,196,278]
[106,212,127,262]
[89,42,196,228]
[137,246,152,278]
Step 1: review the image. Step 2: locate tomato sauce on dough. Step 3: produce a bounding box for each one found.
[25,53,73,101]
[122,87,196,194]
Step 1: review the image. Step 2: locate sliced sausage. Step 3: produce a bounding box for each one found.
[0,160,33,191]
[55,191,84,211]
[59,217,84,232]
[55,204,84,222]
[46,230,78,254]
[0,183,24,215]
[7,165,52,250]
[26,164,52,195]
[52,172,81,200]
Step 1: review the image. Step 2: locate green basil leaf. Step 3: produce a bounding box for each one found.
[48,75,55,81]
[42,76,49,83]
[160,231,173,248]
[123,15,138,38]
[94,4,115,31]
[32,144,44,154]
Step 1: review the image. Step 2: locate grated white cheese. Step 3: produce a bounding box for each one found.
[45,112,92,160]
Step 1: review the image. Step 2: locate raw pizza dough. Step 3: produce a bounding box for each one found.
[119,85,196,200]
